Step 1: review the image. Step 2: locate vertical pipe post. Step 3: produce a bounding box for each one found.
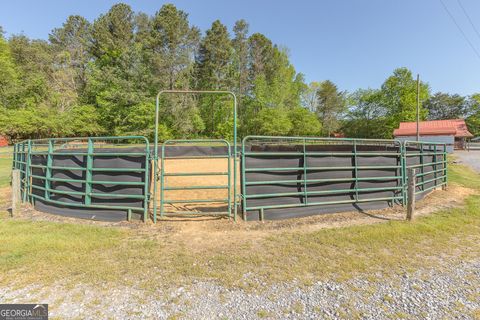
[420,143,424,191]
[12,143,17,170]
[84,138,94,205]
[353,140,359,202]
[232,93,238,222]
[416,74,420,142]
[400,141,407,206]
[20,143,25,200]
[143,140,150,222]
[241,138,247,221]
[45,140,53,200]
[302,138,308,206]
[443,143,448,190]
[12,169,21,216]
[407,168,416,221]
[153,94,161,223]
[159,143,165,218]
[227,141,232,219]
[259,208,264,222]
[433,144,438,188]
[23,140,32,203]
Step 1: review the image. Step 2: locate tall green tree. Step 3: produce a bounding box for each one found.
[425,92,467,120]
[8,35,55,107]
[195,20,234,137]
[466,94,480,137]
[342,89,389,138]
[0,29,19,108]
[147,4,202,138]
[232,20,249,105]
[316,80,346,136]
[86,3,148,135]
[380,67,430,134]
[49,15,92,105]
[301,82,321,112]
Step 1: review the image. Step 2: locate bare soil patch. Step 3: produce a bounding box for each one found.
[5,181,475,253]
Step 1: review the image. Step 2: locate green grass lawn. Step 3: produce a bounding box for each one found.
[0,156,12,188]
[0,158,479,290]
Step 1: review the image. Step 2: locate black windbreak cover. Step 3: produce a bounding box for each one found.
[241,143,435,221]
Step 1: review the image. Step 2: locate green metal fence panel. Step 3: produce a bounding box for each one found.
[14,136,151,221]
[241,136,405,220]
[12,140,30,202]
[404,141,447,195]
[157,139,232,221]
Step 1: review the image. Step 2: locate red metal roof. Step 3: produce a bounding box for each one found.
[0,135,8,147]
[393,119,473,137]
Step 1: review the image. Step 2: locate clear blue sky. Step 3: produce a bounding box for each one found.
[1,0,479,95]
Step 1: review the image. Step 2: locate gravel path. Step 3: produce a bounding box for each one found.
[455,151,480,173]
[1,259,479,319]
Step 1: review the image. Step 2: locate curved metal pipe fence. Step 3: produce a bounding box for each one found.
[11,136,447,222]
[13,136,150,221]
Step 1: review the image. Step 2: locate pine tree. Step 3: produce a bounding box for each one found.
[316,80,346,137]
[195,20,234,137]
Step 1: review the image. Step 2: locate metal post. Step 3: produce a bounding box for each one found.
[241,138,248,221]
[353,140,359,202]
[84,138,94,205]
[442,143,448,190]
[143,142,150,222]
[159,143,165,218]
[227,143,232,219]
[400,141,407,206]
[12,169,21,216]
[24,140,32,203]
[302,138,308,206]
[45,140,53,200]
[433,144,438,188]
[407,168,416,221]
[416,74,420,142]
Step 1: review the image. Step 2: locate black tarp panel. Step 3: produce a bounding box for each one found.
[242,143,404,220]
[31,147,148,221]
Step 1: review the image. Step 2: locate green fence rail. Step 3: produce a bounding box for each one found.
[13,136,150,221]
[10,135,448,222]
[157,139,232,221]
[404,141,447,195]
[241,136,446,220]
[12,140,31,202]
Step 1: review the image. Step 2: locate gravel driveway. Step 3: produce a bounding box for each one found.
[1,259,480,319]
[455,151,480,173]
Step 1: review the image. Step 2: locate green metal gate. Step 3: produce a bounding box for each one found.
[157,139,232,219]
[153,90,238,222]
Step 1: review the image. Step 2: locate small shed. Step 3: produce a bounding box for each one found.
[393,119,473,153]
[0,135,8,147]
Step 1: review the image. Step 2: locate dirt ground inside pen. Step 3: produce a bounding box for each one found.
[156,158,236,213]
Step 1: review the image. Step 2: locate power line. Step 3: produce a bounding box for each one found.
[439,0,480,60]
[456,0,480,42]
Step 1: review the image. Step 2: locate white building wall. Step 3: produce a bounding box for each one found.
[395,135,454,153]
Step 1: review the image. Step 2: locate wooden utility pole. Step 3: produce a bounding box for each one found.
[416,74,420,142]
[407,168,416,221]
[11,169,21,216]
